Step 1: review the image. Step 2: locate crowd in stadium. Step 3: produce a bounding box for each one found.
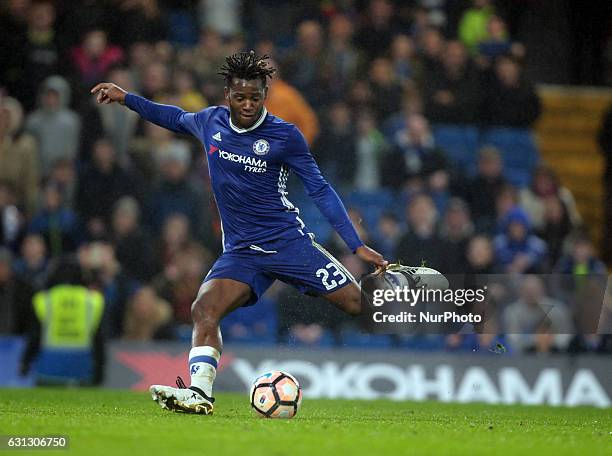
[0,0,610,355]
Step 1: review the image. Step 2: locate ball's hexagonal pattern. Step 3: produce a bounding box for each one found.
[249,371,302,419]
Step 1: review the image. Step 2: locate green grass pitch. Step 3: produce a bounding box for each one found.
[0,388,609,455]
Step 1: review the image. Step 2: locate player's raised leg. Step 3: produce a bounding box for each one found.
[150,278,251,415]
[324,281,363,315]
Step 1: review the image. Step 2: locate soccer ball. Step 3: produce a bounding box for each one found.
[249,371,302,418]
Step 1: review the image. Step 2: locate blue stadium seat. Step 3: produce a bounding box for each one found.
[396,334,446,351]
[481,128,540,187]
[223,333,277,346]
[340,331,393,349]
[432,124,480,174]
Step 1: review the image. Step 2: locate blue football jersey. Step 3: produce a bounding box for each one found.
[124,94,363,253]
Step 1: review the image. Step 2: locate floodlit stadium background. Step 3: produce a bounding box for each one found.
[0,0,610,406]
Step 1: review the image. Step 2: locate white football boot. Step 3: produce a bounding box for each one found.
[385,263,449,290]
[150,377,214,415]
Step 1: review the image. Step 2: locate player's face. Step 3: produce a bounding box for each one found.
[225,78,267,129]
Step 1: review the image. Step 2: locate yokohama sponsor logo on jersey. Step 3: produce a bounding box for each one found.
[218,150,267,168]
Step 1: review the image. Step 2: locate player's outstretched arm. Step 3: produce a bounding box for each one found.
[90,82,204,137]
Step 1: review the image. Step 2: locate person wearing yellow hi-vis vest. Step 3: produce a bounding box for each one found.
[20,257,106,385]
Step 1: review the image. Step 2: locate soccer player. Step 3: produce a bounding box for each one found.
[91,51,388,414]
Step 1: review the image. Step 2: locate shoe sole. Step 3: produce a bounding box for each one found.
[150,386,214,415]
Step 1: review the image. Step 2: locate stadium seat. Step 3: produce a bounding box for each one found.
[396,334,446,351]
[432,124,480,174]
[340,330,393,349]
[222,333,278,346]
[481,128,540,187]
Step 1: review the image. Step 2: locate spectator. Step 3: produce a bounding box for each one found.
[171,67,207,113]
[422,40,480,124]
[0,96,39,215]
[146,143,203,234]
[48,158,77,209]
[29,182,81,257]
[17,1,62,110]
[481,56,541,127]
[439,198,473,272]
[140,61,171,100]
[368,57,403,122]
[122,286,174,341]
[156,213,200,271]
[126,41,155,86]
[476,15,511,60]
[281,20,330,110]
[110,196,158,282]
[519,165,582,231]
[326,14,360,97]
[76,138,141,239]
[54,0,110,50]
[178,29,227,85]
[265,64,320,146]
[494,183,518,234]
[383,113,449,189]
[0,0,29,98]
[20,256,105,385]
[373,212,402,261]
[536,195,573,265]
[395,193,450,272]
[154,243,212,325]
[418,26,445,74]
[314,101,355,186]
[129,121,191,183]
[390,34,419,84]
[70,29,124,89]
[24,75,81,176]
[353,111,387,191]
[503,275,573,353]
[555,233,607,275]
[198,0,240,37]
[493,207,548,273]
[554,233,608,353]
[476,15,525,66]
[0,247,34,335]
[0,181,23,250]
[465,234,498,274]
[464,146,507,232]
[78,240,137,338]
[458,0,494,54]
[80,66,140,164]
[13,233,48,290]
[111,0,167,48]
[356,0,400,60]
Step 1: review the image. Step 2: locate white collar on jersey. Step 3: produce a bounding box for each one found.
[228,107,268,133]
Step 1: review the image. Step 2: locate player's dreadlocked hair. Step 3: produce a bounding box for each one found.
[218,50,276,86]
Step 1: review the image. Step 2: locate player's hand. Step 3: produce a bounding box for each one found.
[355,245,388,276]
[90,82,128,105]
